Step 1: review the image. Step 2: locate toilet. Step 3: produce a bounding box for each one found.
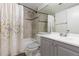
[24,36,40,56]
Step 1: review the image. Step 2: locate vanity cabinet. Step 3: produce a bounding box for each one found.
[40,37,55,56]
[57,46,79,56]
[40,37,79,56]
[56,41,79,56]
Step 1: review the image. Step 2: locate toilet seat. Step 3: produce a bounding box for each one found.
[25,41,40,56]
[27,42,40,49]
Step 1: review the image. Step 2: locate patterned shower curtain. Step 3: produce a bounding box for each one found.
[0,3,23,56]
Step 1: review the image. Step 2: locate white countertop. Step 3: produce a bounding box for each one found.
[37,32,79,47]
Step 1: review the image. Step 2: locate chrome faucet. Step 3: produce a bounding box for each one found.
[60,30,70,37]
[64,30,70,37]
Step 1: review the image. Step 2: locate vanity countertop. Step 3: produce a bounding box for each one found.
[37,32,79,47]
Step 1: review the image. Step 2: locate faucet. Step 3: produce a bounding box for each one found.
[64,30,70,37]
[60,30,70,37]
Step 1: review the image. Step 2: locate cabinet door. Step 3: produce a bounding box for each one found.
[57,46,79,56]
[40,37,55,56]
[49,39,55,56]
[56,40,79,56]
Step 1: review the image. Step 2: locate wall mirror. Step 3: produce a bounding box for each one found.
[38,3,79,34]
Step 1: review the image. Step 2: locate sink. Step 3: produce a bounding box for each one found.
[38,32,51,35]
[38,32,79,42]
[38,32,79,48]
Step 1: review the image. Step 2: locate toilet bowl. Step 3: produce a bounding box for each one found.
[25,41,40,56]
[24,37,40,56]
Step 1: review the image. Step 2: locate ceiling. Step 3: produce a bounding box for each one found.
[20,3,43,10]
[20,3,79,15]
[38,3,79,15]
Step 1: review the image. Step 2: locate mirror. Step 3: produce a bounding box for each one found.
[39,3,79,34]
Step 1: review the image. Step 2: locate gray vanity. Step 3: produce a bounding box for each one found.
[39,33,79,56]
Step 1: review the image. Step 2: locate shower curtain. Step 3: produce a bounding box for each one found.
[0,3,23,56]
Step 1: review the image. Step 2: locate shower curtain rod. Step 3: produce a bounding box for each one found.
[18,3,48,15]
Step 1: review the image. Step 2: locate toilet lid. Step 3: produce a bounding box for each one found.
[27,42,40,49]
